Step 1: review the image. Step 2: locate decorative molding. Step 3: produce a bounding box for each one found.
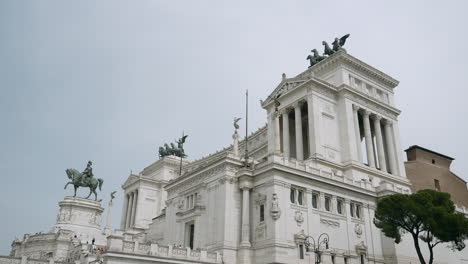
[320,218,340,228]
[255,223,267,240]
[254,193,267,207]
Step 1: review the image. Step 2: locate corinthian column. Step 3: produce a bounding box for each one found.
[120,194,129,229]
[384,120,398,175]
[373,116,387,172]
[294,103,304,160]
[352,105,363,162]
[239,177,253,248]
[282,109,290,159]
[125,193,133,229]
[130,190,138,227]
[362,110,375,168]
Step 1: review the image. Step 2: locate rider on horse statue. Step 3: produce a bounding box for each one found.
[82,161,94,185]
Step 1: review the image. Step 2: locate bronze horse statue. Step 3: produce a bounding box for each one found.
[64,168,104,200]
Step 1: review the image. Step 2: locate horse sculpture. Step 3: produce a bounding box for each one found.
[322,41,335,56]
[64,168,104,200]
[306,49,326,67]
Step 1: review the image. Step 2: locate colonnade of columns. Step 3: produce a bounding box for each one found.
[273,99,311,161]
[352,105,398,174]
[122,190,139,229]
[269,97,399,175]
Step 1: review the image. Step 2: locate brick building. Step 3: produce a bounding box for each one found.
[404,145,468,208]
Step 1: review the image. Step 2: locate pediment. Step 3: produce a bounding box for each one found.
[261,79,307,107]
[122,174,138,188]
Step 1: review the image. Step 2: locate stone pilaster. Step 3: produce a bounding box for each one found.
[275,113,281,153]
[282,109,290,159]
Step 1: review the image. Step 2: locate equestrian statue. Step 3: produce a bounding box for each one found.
[64,160,104,200]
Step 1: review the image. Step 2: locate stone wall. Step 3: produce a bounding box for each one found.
[105,235,222,263]
[0,256,71,264]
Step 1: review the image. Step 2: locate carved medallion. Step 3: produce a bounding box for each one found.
[294,211,304,226]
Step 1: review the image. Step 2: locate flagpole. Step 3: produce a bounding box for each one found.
[179,131,184,176]
[244,90,249,166]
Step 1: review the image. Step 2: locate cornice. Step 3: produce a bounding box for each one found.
[339,85,401,120]
[302,50,399,89]
[253,162,378,198]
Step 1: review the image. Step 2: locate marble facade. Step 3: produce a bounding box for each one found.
[6,49,468,264]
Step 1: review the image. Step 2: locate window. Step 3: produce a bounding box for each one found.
[432,159,435,164]
[298,190,304,205]
[290,187,305,205]
[324,196,331,212]
[344,257,348,264]
[186,193,198,209]
[312,193,319,209]
[260,204,265,222]
[337,199,343,214]
[290,188,296,203]
[360,254,365,264]
[350,202,362,219]
[434,179,441,191]
[331,255,335,264]
[299,245,304,259]
[356,204,361,218]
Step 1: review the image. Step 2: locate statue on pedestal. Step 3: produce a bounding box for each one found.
[64,161,104,201]
[233,117,241,157]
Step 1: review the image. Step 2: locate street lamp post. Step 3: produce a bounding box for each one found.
[304,233,330,264]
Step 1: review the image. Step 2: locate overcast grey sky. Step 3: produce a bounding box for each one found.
[1,0,468,254]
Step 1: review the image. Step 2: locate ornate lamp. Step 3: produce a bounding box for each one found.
[304,233,330,264]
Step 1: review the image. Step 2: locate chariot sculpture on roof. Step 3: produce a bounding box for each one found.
[158,134,189,158]
[306,34,350,68]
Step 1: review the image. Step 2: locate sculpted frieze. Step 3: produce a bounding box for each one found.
[172,164,226,194]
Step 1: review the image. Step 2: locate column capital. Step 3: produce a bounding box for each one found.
[293,100,306,109]
[383,119,393,126]
[239,176,253,190]
[362,109,371,117]
[352,104,360,112]
[373,115,382,121]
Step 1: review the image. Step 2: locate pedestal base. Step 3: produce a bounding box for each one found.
[237,247,253,264]
[54,196,106,245]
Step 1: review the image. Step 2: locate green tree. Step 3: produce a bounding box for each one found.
[374,189,468,264]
